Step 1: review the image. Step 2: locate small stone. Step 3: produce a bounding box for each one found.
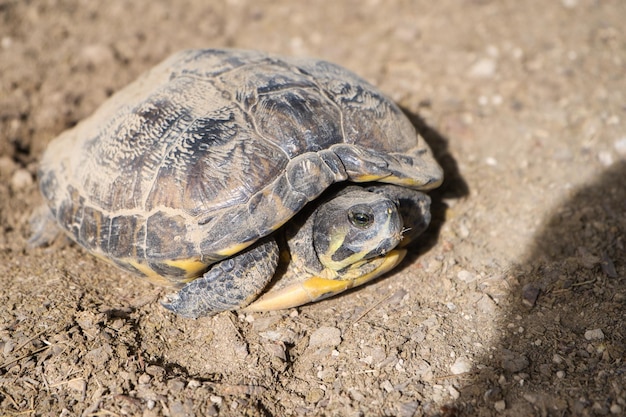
[305,388,325,403]
[584,328,604,341]
[500,349,529,373]
[397,401,420,417]
[468,58,497,78]
[457,270,475,283]
[485,157,498,166]
[522,283,541,307]
[450,357,472,374]
[264,342,287,361]
[601,253,618,278]
[523,393,537,404]
[138,374,151,385]
[187,379,201,389]
[348,388,365,402]
[614,137,626,155]
[610,404,623,414]
[1,36,12,49]
[11,169,33,191]
[79,44,115,67]
[0,156,17,177]
[380,380,394,393]
[494,400,506,412]
[167,379,186,394]
[484,387,503,402]
[561,0,578,8]
[449,386,460,399]
[476,295,497,314]
[556,370,565,378]
[308,326,342,348]
[598,151,614,166]
[169,400,193,417]
[146,365,166,378]
[67,378,86,393]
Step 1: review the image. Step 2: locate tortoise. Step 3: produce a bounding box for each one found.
[30,49,443,318]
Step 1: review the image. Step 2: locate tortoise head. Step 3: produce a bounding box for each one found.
[313,187,403,273]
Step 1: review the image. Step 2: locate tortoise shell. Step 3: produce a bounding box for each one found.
[38,49,442,284]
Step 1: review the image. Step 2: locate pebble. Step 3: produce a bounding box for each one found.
[494,400,506,412]
[584,328,605,341]
[552,354,564,364]
[1,36,12,49]
[306,388,325,403]
[597,151,614,166]
[449,386,460,399]
[138,374,151,385]
[561,0,578,8]
[380,380,394,393]
[610,404,623,414]
[79,44,115,67]
[167,379,186,394]
[0,156,17,177]
[614,137,626,155]
[522,283,541,307]
[11,168,33,191]
[485,157,498,166]
[308,326,342,348]
[450,357,472,374]
[67,378,86,393]
[476,296,497,315]
[500,349,529,373]
[468,57,497,78]
[457,270,475,283]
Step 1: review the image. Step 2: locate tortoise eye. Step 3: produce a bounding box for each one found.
[349,209,374,228]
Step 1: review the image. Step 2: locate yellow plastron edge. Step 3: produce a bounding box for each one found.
[244,249,407,312]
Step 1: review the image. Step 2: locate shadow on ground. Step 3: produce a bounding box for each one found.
[454,161,626,416]
[403,108,470,262]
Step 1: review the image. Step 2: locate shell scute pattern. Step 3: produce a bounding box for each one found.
[37,49,443,286]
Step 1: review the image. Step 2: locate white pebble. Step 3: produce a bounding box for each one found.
[610,404,623,414]
[613,137,626,155]
[449,386,460,399]
[308,326,342,348]
[457,270,475,283]
[1,36,11,49]
[450,357,472,374]
[468,58,497,78]
[485,157,498,166]
[11,169,33,191]
[552,354,564,364]
[598,151,614,166]
[380,380,394,393]
[584,328,605,341]
[494,400,506,412]
[556,370,565,378]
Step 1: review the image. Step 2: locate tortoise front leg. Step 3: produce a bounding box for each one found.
[161,237,279,318]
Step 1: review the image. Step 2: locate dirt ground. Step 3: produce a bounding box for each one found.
[1,0,625,416]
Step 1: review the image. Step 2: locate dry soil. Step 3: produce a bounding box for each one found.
[1,1,625,416]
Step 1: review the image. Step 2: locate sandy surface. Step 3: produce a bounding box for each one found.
[1,1,625,416]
